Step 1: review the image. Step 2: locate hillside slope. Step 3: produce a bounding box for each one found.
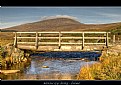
[4,18,81,31]
[3,18,121,32]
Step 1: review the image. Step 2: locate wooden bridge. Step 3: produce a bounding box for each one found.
[13,31,111,51]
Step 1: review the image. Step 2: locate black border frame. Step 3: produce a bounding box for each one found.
[1,0,121,85]
[1,0,121,6]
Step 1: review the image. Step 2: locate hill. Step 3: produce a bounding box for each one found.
[2,17,121,32]
[3,18,81,32]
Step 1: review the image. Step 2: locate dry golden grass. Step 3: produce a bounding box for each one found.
[0,39,13,46]
[77,53,121,80]
[0,32,14,46]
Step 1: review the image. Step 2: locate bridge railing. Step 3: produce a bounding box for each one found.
[13,31,110,50]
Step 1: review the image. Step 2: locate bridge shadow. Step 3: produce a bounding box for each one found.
[31,51,102,61]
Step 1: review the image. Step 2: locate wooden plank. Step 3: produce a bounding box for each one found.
[17,42,106,45]
[61,42,82,44]
[14,32,17,48]
[84,32,108,34]
[16,37,36,39]
[38,32,59,33]
[38,33,41,41]
[39,37,59,39]
[113,35,115,43]
[61,32,83,33]
[61,37,82,39]
[61,42,105,45]
[35,32,38,49]
[81,37,110,39]
[38,42,59,44]
[15,37,110,39]
[15,31,110,34]
[17,42,35,44]
[16,32,36,33]
[85,43,106,45]
[16,37,81,39]
[61,32,110,34]
[16,37,59,39]
[82,32,84,50]
[59,32,61,48]
[84,37,107,39]
[106,32,109,47]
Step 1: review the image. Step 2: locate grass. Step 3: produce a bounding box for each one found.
[0,32,14,46]
[0,32,14,67]
[108,26,121,41]
[0,46,7,67]
[0,39,13,46]
[109,26,121,35]
[77,52,121,80]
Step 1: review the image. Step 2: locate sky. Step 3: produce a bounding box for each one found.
[0,7,121,29]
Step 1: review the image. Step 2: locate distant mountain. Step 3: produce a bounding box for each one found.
[3,18,81,32]
[3,17,121,32]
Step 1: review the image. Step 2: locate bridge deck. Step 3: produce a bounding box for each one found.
[17,45,106,51]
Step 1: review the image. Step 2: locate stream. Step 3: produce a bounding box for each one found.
[1,51,101,80]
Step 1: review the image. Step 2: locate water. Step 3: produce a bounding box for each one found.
[1,51,101,80]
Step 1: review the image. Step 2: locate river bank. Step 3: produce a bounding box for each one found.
[0,53,99,80]
[77,44,121,80]
[0,44,30,69]
[0,32,28,69]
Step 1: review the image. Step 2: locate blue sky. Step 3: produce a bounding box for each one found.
[0,7,121,28]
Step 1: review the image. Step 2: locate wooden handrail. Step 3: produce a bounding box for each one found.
[14,31,110,34]
[15,37,111,39]
[13,31,110,50]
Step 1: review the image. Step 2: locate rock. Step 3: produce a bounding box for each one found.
[22,58,27,62]
[0,70,20,74]
[67,59,76,62]
[42,65,49,68]
[81,58,85,60]
[81,58,90,62]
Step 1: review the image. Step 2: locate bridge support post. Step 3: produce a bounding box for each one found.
[82,32,85,50]
[59,32,61,49]
[106,32,109,48]
[14,32,17,48]
[113,34,115,43]
[35,32,38,50]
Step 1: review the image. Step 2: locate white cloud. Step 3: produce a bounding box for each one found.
[41,15,78,21]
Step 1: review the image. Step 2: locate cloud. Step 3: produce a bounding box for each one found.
[41,15,78,21]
